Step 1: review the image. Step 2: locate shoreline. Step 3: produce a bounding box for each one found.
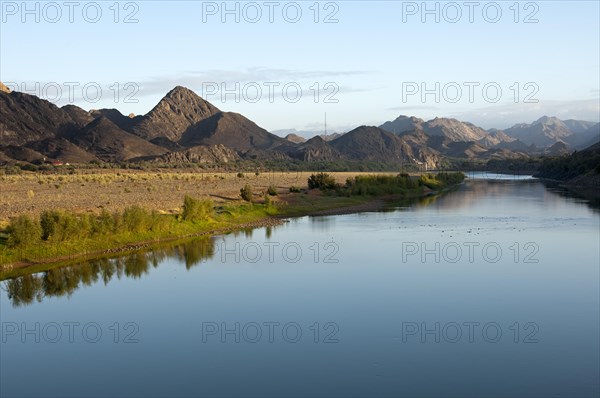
[0,174,465,275]
[0,195,390,274]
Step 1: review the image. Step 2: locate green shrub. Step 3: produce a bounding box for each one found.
[122,206,151,233]
[240,184,253,202]
[289,186,301,193]
[267,185,278,196]
[182,195,214,223]
[7,215,41,248]
[40,210,60,241]
[264,192,272,207]
[307,173,338,190]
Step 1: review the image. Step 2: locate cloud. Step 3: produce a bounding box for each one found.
[135,68,372,98]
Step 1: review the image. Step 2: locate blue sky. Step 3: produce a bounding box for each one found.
[1,0,599,133]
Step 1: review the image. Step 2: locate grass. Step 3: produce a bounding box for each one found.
[0,200,278,268]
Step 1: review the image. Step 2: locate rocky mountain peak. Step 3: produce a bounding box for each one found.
[132,86,221,141]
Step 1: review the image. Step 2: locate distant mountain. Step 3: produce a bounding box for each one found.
[284,133,306,144]
[379,115,424,135]
[328,126,440,168]
[273,128,346,142]
[379,116,515,151]
[502,116,598,149]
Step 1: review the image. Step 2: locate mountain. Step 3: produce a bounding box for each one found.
[179,112,288,152]
[285,136,344,162]
[25,138,100,163]
[502,116,598,149]
[273,128,346,142]
[421,117,490,142]
[379,116,515,151]
[4,82,595,168]
[379,115,424,135]
[0,89,79,145]
[284,133,306,144]
[328,126,440,168]
[67,117,167,162]
[151,144,240,164]
[131,86,220,141]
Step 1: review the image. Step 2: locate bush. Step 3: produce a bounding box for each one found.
[7,215,41,248]
[264,192,272,207]
[237,172,245,178]
[40,210,91,242]
[40,210,60,241]
[122,206,151,233]
[240,184,253,202]
[307,173,338,190]
[267,185,278,196]
[182,195,214,223]
[289,186,301,193]
[344,174,419,196]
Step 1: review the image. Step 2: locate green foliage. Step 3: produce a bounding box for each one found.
[240,184,253,202]
[308,173,338,190]
[537,148,600,180]
[344,174,420,196]
[237,172,245,178]
[264,192,272,208]
[122,206,152,233]
[182,195,214,223]
[267,185,278,196]
[418,172,464,190]
[289,186,301,193]
[7,215,41,248]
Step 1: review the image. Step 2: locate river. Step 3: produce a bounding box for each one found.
[1,174,599,397]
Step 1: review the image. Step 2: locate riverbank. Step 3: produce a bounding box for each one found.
[0,172,465,274]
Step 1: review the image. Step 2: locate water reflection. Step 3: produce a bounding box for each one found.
[2,237,215,307]
[3,177,598,308]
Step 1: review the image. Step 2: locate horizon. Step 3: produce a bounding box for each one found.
[1,1,598,132]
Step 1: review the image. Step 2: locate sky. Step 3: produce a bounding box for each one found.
[1,0,599,134]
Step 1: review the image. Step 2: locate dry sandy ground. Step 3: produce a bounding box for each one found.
[0,170,397,223]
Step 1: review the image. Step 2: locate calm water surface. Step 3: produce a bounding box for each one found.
[1,176,599,397]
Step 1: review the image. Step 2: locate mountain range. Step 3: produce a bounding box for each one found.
[1,84,598,168]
